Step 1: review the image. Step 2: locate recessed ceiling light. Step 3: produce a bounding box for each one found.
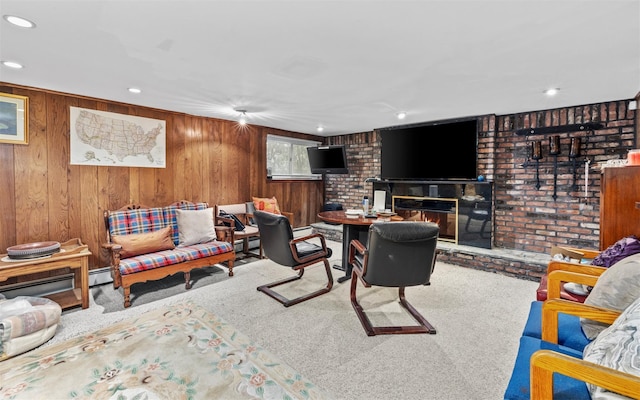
[128,87,142,94]
[2,61,23,69]
[235,109,248,125]
[544,88,560,96]
[317,125,324,133]
[396,111,407,120]
[3,15,36,28]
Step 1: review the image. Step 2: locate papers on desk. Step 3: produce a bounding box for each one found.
[373,190,386,211]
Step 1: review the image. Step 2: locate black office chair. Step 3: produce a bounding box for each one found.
[348,221,440,336]
[253,210,334,307]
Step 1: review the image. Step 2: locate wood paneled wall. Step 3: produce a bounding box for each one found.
[0,84,324,275]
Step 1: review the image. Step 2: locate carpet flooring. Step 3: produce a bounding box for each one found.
[54,236,539,400]
[3,301,330,399]
[92,252,261,313]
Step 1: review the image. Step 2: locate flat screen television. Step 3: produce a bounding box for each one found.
[379,119,478,180]
[307,145,349,174]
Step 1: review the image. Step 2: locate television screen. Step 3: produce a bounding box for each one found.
[307,145,349,174]
[379,119,478,181]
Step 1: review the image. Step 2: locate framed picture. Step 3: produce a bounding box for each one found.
[0,93,29,145]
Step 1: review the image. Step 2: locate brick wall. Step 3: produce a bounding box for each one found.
[324,131,381,209]
[323,100,637,257]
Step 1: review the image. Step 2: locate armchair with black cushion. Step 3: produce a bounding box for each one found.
[253,210,333,307]
[348,221,440,336]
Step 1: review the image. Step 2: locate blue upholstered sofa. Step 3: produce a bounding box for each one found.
[504,261,640,399]
[102,200,235,308]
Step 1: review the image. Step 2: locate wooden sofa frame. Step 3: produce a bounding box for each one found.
[102,201,236,308]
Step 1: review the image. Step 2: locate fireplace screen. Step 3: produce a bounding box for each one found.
[392,195,458,243]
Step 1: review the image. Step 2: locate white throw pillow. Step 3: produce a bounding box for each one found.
[581,253,640,339]
[583,295,640,399]
[175,208,217,246]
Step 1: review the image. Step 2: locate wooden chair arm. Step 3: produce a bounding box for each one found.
[216,215,235,227]
[530,350,640,400]
[547,260,607,276]
[349,239,367,261]
[289,232,330,263]
[214,225,234,244]
[553,246,601,260]
[541,298,620,344]
[245,212,256,226]
[282,211,295,228]
[547,269,601,300]
[348,239,368,280]
[101,242,122,252]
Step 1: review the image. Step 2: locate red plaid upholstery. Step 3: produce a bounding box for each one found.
[108,207,165,236]
[118,249,185,275]
[174,242,234,261]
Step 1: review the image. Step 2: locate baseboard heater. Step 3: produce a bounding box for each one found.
[0,231,308,299]
[0,274,74,298]
[0,267,114,299]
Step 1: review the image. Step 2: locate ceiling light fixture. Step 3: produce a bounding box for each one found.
[128,87,142,94]
[396,111,407,120]
[317,125,324,133]
[544,88,560,96]
[236,109,248,125]
[3,15,36,28]
[1,61,23,69]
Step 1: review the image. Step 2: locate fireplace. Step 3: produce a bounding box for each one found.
[373,180,492,249]
[392,196,458,243]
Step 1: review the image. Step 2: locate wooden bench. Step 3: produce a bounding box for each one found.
[102,200,235,308]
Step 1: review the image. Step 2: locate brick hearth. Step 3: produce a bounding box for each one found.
[311,222,548,282]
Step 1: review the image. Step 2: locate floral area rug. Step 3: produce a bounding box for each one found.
[0,301,332,399]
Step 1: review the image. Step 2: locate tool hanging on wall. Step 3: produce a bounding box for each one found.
[531,141,542,189]
[549,135,561,200]
[569,137,581,190]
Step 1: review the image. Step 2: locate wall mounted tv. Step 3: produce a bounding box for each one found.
[307,145,349,174]
[379,118,478,181]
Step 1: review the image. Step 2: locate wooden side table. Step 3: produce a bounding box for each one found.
[0,238,92,309]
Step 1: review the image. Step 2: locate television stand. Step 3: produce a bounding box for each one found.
[373,180,493,249]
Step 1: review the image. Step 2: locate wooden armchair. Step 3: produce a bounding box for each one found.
[215,202,263,258]
[506,263,640,399]
[530,295,639,399]
[536,246,606,302]
[530,350,640,399]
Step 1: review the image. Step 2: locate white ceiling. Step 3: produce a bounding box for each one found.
[1,0,638,136]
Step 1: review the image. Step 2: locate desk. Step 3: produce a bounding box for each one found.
[0,238,91,309]
[317,211,401,283]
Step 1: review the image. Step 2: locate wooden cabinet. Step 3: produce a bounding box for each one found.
[600,166,640,250]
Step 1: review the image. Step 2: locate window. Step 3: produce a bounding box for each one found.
[266,134,321,180]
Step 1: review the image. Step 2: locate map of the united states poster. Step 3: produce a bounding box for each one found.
[70,107,166,168]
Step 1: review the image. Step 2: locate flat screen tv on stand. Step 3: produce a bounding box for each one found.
[307,145,349,175]
[379,118,478,181]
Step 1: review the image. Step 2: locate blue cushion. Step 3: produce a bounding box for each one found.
[521,301,590,352]
[504,336,589,400]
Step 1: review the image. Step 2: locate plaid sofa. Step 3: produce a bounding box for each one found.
[102,200,235,308]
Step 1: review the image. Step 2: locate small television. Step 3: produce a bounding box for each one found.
[307,145,349,174]
[379,118,478,181]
